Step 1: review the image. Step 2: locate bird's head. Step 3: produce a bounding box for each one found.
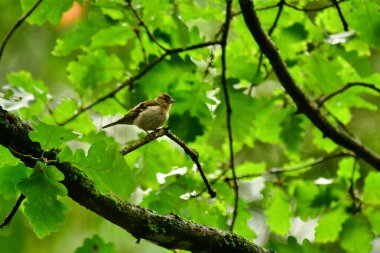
[156,93,175,106]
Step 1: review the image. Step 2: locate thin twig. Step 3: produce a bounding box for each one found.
[220,0,238,231]
[248,53,264,96]
[348,157,360,200]
[348,157,361,213]
[256,0,341,12]
[249,0,283,96]
[255,3,279,11]
[120,128,216,198]
[191,164,229,198]
[225,152,354,181]
[0,194,25,229]
[133,27,148,63]
[127,2,168,51]
[58,41,221,126]
[318,82,380,107]
[268,0,284,36]
[331,0,349,31]
[284,1,339,12]
[165,131,216,198]
[0,0,44,63]
[120,128,167,156]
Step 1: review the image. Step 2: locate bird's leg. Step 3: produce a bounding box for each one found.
[144,129,154,139]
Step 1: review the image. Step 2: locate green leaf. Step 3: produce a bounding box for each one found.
[75,234,116,253]
[59,141,134,197]
[90,25,134,48]
[340,216,373,253]
[314,206,349,243]
[125,139,188,190]
[6,71,48,118]
[0,163,30,198]
[233,200,256,240]
[97,0,126,20]
[269,237,321,253]
[171,13,190,46]
[169,111,204,142]
[29,117,78,151]
[363,172,380,205]
[293,180,320,219]
[7,71,47,98]
[236,162,266,175]
[280,112,305,155]
[335,47,373,77]
[337,157,360,185]
[17,163,67,238]
[53,10,111,56]
[349,1,380,49]
[312,128,338,153]
[365,207,380,235]
[67,49,124,93]
[21,0,73,25]
[255,108,288,145]
[51,97,79,123]
[266,187,291,236]
[0,145,20,167]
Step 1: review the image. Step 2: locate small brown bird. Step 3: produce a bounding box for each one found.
[102,93,175,133]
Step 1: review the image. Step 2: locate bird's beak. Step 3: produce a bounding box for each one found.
[169,98,176,104]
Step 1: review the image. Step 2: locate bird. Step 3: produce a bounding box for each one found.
[102,93,175,134]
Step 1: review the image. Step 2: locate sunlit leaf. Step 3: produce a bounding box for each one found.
[315,206,349,243]
[29,117,78,151]
[58,141,134,197]
[266,187,291,236]
[17,163,67,238]
[75,234,116,253]
[340,216,373,253]
[363,172,380,205]
[0,163,30,199]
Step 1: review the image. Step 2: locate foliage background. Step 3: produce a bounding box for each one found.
[1,0,380,252]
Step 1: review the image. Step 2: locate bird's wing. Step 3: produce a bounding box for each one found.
[123,100,159,121]
[102,100,159,129]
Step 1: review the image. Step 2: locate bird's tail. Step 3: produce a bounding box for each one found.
[102,118,127,129]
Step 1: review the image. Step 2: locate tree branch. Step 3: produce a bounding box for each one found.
[0,194,25,229]
[220,0,239,231]
[331,0,349,31]
[165,131,216,198]
[120,128,216,198]
[0,0,44,63]
[225,152,354,181]
[238,0,380,170]
[283,1,342,12]
[317,82,380,107]
[0,107,268,253]
[267,0,284,36]
[127,1,168,51]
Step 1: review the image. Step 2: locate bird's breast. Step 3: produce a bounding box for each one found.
[133,105,169,130]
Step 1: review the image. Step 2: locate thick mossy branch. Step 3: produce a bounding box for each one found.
[0,107,268,253]
[238,0,380,170]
